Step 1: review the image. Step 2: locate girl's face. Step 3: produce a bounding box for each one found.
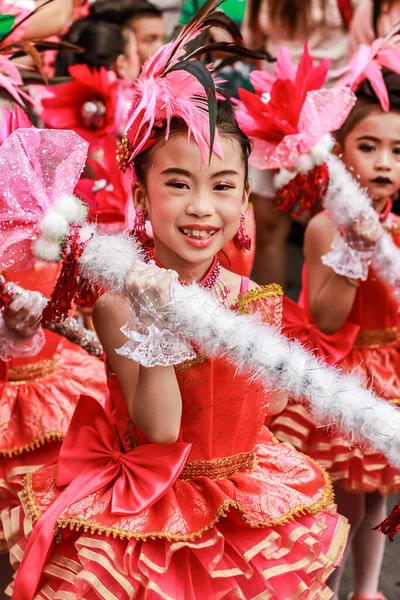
[116,30,141,81]
[341,108,400,208]
[133,133,249,271]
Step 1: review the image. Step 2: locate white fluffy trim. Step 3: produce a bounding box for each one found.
[32,238,62,262]
[53,194,88,225]
[78,231,400,466]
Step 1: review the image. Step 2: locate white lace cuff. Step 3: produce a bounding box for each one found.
[0,312,45,361]
[117,319,196,367]
[321,233,373,281]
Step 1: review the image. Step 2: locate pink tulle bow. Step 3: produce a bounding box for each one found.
[0,128,88,271]
[334,37,400,112]
[236,44,356,169]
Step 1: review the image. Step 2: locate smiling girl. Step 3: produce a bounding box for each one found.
[270,67,400,600]
[4,5,349,598]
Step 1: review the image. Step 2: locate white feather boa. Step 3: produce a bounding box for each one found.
[322,154,400,293]
[79,229,400,467]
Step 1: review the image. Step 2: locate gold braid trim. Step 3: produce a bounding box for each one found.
[7,358,59,385]
[175,353,207,373]
[179,450,257,481]
[22,457,335,543]
[0,431,64,457]
[354,326,400,349]
[235,284,283,315]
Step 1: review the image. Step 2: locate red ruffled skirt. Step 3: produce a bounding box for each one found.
[270,343,400,495]
[0,341,107,551]
[4,428,349,599]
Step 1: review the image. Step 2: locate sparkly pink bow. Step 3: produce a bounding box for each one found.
[0,127,88,271]
[334,37,400,112]
[235,44,356,169]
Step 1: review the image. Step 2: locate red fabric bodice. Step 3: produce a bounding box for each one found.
[106,287,283,461]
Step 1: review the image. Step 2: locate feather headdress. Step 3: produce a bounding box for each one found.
[235,44,356,219]
[117,0,270,173]
[334,34,400,111]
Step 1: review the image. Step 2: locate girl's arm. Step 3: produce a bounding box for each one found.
[22,0,73,40]
[93,295,182,444]
[304,213,358,334]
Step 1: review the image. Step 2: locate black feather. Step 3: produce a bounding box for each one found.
[203,11,242,43]
[168,60,217,161]
[186,42,275,63]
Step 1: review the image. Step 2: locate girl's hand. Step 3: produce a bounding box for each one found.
[344,212,384,252]
[125,264,176,329]
[3,292,46,338]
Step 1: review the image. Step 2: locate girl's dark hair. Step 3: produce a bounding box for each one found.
[247,0,321,37]
[134,99,252,184]
[55,4,136,76]
[336,69,400,145]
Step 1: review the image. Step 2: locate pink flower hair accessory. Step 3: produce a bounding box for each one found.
[0,127,89,271]
[333,34,400,111]
[235,44,356,220]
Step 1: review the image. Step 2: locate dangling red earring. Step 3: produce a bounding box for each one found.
[133,208,148,243]
[234,212,252,251]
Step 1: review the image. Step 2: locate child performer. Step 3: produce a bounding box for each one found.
[268,58,400,599]
[0,101,108,590]
[5,4,349,598]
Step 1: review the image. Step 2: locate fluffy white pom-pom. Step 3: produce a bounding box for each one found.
[310,134,332,165]
[39,211,69,239]
[53,194,88,224]
[32,237,61,262]
[79,229,141,292]
[273,168,295,190]
[296,153,314,173]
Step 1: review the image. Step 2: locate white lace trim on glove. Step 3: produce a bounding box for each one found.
[0,312,45,361]
[117,320,196,367]
[321,233,373,281]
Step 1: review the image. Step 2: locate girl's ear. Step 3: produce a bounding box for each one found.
[332,140,343,157]
[131,179,147,210]
[242,179,251,211]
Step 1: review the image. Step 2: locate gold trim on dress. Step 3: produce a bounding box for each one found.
[23,455,335,543]
[175,353,208,373]
[235,284,284,315]
[7,358,59,385]
[354,326,400,349]
[0,431,64,457]
[179,450,257,481]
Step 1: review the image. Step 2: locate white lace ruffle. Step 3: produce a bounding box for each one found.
[321,233,373,281]
[0,312,45,361]
[117,320,195,367]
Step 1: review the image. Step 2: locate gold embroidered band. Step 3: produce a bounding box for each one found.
[354,326,400,349]
[7,358,59,385]
[179,450,257,481]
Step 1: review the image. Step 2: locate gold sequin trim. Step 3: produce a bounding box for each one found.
[179,450,257,481]
[0,431,64,457]
[175,353,208,373]
[236,284,283,315]
[23,455,335,543]
[7,358,59,385]
[354,326,400,349]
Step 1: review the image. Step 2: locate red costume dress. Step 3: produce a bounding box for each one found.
[271,212,400,495]
[7,282,348,600]
[0,263,107,551]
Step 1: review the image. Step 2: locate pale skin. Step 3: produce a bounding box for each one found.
[93,133,288,444]
[305,107,400,599]
[19,0,73,41]
[306,108,400,334]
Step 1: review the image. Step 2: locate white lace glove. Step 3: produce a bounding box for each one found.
[116,262,196,367]
[322,210,384,281]
[0,291,46,360]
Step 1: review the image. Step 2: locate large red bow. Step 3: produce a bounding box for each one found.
[283,296,360,365]
[13,395,191,599]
